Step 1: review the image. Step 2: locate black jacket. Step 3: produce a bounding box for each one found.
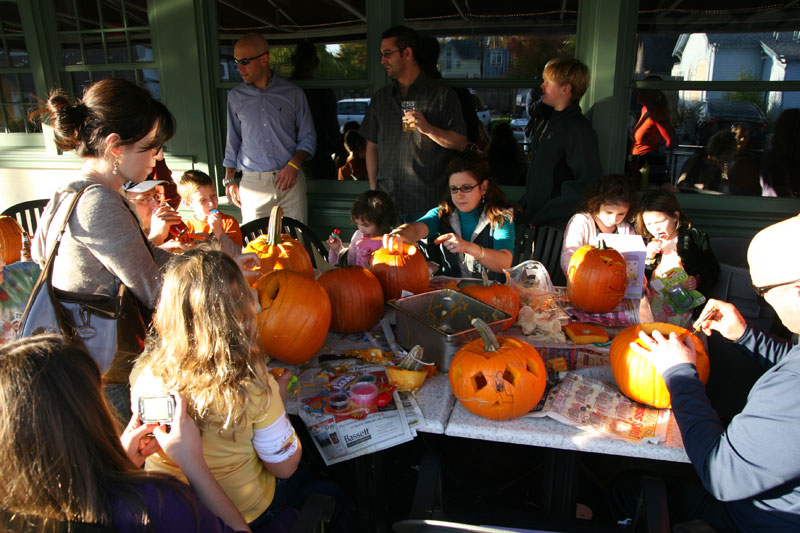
[520,102,602,228]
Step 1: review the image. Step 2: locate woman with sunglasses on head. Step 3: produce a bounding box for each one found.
[28,78,176,424]
[385,152,515,280]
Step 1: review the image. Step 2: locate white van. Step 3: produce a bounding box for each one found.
[337,98,371,132]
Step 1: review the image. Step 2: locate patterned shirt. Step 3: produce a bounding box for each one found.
[224,72,316,172]
[360,72,466,214]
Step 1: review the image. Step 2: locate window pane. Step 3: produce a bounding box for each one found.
[114,69,136,85]
[70,71,92,95]
[284,42,367,81]
[219,44,241,83]
[8,38,29,67]
[636,32,800,82]
[130,32,153,62]
[5,105,26,132]
[0,74,21,103]
[53,0,78,31]
[139,69,160,99]
[102,1,125,29]
[125,0,150,27]
[435,35,574,79]
[77,0,101,30]
[20,74,35,103]
[83,35,105,65]
[106,34,130,63]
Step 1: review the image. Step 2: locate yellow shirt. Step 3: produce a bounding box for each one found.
[130,363,284,522]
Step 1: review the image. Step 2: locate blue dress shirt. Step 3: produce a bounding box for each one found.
[223,72,316,172]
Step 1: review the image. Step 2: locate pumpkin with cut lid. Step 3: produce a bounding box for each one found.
[370,239,429,301]
[243,206,313,279]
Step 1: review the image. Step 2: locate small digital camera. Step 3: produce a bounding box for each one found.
[138,394,176,424]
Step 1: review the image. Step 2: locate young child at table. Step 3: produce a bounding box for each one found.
[560,174,639,275]
[129,247,301,529]
[178,170,243,255]
[328,190,398,267]
[635,190,720,324]
[0,232,40,345]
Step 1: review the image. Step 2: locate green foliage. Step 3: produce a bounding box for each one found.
[509,35,575,79]
[724,69,765,113]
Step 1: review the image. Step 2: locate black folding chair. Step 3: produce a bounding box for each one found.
[513,225,566,286]
[240,214,328,269]
[2,199,49,236]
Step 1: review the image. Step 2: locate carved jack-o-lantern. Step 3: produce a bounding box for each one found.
[449,319,547,421]
[567,243,628,313]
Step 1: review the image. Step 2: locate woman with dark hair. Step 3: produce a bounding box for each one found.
[0,335,249,532]
[385,152,515,280]
[28,78,176,422]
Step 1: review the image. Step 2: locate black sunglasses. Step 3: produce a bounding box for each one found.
[233,51,268,66]
[751,277,800,297]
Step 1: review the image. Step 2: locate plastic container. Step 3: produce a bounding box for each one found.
[349,382,378,405]
[327,392,350,411]
[356,374,377,385]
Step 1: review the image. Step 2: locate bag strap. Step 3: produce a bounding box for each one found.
[38,187,92,287]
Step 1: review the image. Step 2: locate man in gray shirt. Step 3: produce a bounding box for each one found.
[360,26,466,221]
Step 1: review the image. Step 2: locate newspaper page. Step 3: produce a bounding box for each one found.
[527,371,671,444]
[295,361,415,465]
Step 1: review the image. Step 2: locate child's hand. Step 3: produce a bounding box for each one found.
[646,239,662,260]
[684,275,698,290]
[207,209,223,238]
[327,235,342,252]
[152,393,203,469]
[120,412,159,467]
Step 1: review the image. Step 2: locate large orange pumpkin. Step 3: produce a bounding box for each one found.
[243,206,313,278]
[0,215,24,265]
[449,318,547,421]
[370,240,429,301]
[317,266,384,333]
[254,270,331,364]
[567,243,628,313]
[459,271,520,331]
[609,322,710,408]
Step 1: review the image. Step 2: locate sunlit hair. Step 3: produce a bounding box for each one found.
[178,169,214,200]
[634,190,692,239]
[351,190,398,235]
[543,57,590,102]
[579,174,638,220]
[138,245,269,436]
[0,335,192,532]
[439,152,513,228]
[29,78,175,159]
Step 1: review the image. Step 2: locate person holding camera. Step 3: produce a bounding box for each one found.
[0,335,250,532]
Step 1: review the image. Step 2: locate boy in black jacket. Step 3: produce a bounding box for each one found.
[520,58,602,229]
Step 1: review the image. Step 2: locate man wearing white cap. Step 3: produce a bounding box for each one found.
[123,180,183,246]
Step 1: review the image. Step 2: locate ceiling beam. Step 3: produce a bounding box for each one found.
[217,0,293,32]
[450,0,470,22]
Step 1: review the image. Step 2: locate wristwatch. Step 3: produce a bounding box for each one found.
[222,178,236,187]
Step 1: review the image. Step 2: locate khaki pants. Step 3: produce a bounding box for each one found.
[239,169,308,224]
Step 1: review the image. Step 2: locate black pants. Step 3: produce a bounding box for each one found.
[608,469,739,532]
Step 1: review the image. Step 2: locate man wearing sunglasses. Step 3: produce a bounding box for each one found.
[360,25,466,222]
[613,215,800,531]
[223,33,316,224]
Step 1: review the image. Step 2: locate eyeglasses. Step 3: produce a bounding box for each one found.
[130,193,162,204]
[379,48,403,59]
[233,51,268,66]
[449,184,479,195]
[751,277,800,297]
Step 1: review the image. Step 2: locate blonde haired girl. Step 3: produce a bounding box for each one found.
[131,247,301,528]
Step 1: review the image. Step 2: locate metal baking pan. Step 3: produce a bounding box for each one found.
[388,289,510,372]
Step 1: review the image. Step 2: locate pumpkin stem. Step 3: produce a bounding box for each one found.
[471,318,500,352]
[267,205,284,246]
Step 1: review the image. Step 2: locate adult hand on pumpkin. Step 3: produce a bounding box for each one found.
[630,329,697,375]
[383,223,425,250]
[691,299,746,341]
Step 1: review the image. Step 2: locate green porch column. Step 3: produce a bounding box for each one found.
[148,0,216,178]
[576,0,638,175]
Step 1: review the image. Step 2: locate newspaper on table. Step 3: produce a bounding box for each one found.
[527,371,671,444]
[293,359,419,465]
